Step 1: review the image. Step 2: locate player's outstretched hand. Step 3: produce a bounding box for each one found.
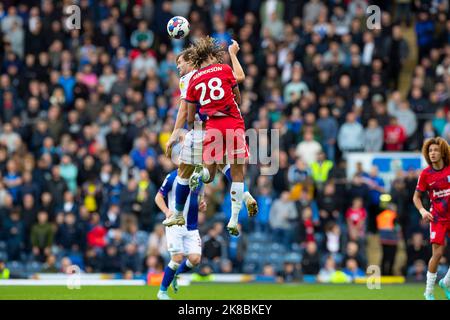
[228,39,240,56]
[419,208,433,222]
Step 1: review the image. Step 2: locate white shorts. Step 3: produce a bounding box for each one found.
[179,129,204,165]
[165,226,202,256]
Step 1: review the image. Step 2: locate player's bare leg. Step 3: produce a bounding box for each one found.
[425,243,445,300]
[217,162,258,217]
[226,163,245,236]
[162,163,195,227]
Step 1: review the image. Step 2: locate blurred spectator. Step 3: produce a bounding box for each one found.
[121,243,141,274]
[202,222,227,266]
[101,245,122,273]
[84,247,102,273]
[338,112,364,152]
[31,211,53,262]
[3,208,24,261]
[86,212,107,250]
[343,241,366,270]
[343,258,365,280]
[364,118,384,152]
[387,93,417,146]
[345,197,367,242]
[310,151,333,191]
[364,166,386,233]
[297,206,316,246]
[406,232,430,276]
[254,184,272,233]
[384,116,407,151]
[318,255,337,283]
[277,261,302,283]
[316,107,338,161]
[324,221,342,255]
[415,10,434,62]
[55,212,84,254]
[42,254,58,273]
[269,191,297,248]
[377,203,400,275]
[301,241,320,275]
[295,131,322,166]
[0,259,10,279]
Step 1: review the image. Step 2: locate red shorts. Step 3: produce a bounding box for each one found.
[429,221,450,246]
[202,116,248,164]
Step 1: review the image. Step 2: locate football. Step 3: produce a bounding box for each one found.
[167,16,190,39]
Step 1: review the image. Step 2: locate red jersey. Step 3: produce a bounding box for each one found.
[185,63,242,119]
[384,124,406,151]
[416,165,450,222]
[345,208,367,225]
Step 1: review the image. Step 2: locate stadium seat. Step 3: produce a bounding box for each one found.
[242,263,258,274]
[26,261,43,274]
[244,252,260,264]
[6,261,26,277]
[247,242,264,253]
[267,252,284,262]
[269,243,286,253]
[0,251,7,261]
[284,252,302,264]
[291,243,303,253]
[247,232,266,243]
[334,253,343,266]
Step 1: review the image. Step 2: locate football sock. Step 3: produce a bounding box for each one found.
[230,182,244,224]
[176,259,194,275]
[426,271,437,295]
[175,176,190,215]
[222,165,251,202]
[160,260,179,291]
[444,267,450,287]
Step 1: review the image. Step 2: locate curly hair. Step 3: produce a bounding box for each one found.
[190,36,224,69]
[176,46,195,64]
[422,137,450,167]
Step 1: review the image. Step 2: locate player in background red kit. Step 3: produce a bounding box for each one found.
[413,137,450,300]
[185,37,247,236]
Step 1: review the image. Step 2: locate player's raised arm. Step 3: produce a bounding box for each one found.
[228,40,245,84]
[232,85,241,105]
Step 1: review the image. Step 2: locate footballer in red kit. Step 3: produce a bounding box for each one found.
[185,37,249,237]
[413,137,450,300]
[185,62,248,164]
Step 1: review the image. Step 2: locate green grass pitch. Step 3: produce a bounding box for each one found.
[0,283,447,300]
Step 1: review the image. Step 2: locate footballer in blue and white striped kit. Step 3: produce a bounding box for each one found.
[154,169,205,300]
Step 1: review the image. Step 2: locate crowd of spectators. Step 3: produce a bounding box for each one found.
[0,0,449,281]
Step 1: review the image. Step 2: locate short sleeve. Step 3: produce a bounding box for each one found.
[179,77,188,100]
[416,171,427,192]
[185,77,197,104]
[180,71,194,100]
[159,172,177,197]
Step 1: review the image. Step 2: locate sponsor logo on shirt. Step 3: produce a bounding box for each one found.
[432,189,450,198]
